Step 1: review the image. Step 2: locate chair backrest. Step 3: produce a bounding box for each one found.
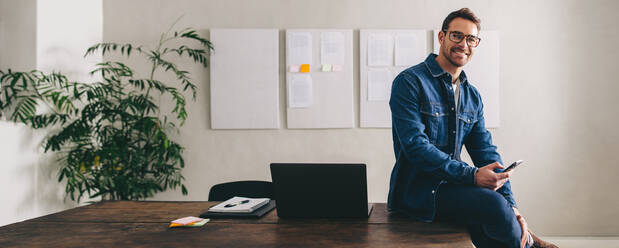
[208,180,274,201]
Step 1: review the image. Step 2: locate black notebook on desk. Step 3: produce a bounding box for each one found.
[200,200,276,219]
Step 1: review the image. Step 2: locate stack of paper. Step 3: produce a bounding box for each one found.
[208,197,270,213]
[169,216,210,228]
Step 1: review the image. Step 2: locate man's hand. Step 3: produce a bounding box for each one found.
[513,208,531,248]
[475,162,511,191]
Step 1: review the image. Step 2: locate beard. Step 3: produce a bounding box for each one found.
[442,46,471,67]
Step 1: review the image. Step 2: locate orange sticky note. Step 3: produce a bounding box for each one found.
[169,223,184,228]
[300,64,310,73]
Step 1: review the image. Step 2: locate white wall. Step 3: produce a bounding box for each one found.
[36,0,102,82]
[496,0,619,236]
[2,0,618,237]
[0,0,43,227]
[0,0,102,227]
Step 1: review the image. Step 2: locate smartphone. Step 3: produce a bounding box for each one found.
[503,160,524,173]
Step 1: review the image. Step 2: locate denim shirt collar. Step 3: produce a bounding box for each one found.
[423,53,469,86]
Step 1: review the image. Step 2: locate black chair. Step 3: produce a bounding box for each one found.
[208,180,274,201]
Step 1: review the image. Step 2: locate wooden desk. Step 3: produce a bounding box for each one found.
[0,201,472,247]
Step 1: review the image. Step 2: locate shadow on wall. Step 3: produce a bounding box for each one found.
[16,127,78,219]
[32,151,79,214]
[0,122,78,225]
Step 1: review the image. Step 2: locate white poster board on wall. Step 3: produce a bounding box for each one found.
[285,29,354,129]
[210,29,280,129]
[360,29,427,128]
[434,30,500,128]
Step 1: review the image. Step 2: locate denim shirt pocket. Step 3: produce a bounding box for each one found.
[458,111,478,139]
[420,102,449,146]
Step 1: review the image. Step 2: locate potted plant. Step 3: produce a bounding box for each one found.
[0,25,213,202]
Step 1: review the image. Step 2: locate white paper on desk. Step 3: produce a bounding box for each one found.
[320,31,345,65]
[289,74,313,108]
[368,68,392,101]
[395,33,423,66]
[288,32,312,65]
[368,34,393,66]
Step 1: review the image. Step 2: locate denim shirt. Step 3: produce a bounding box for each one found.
[387,54,517,222]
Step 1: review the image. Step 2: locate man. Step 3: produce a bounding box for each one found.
[388,8,557,248]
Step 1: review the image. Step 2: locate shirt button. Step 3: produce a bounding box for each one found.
[431,190,435,194]
[451,107,454,111]
[452,131,456,134]
[435,113,439,116]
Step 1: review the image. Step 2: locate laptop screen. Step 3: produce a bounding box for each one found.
[270,163,372,218]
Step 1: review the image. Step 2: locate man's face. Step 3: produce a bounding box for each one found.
[439,17,479,67]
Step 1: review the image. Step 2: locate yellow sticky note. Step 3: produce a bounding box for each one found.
[322,64,332,72]
[300,64,310,73]
[187,219,209,227]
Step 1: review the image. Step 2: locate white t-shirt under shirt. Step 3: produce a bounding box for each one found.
[452,78,460,111]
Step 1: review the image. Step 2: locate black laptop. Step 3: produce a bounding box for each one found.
[270,163,373,218]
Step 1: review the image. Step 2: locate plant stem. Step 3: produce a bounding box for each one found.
[144,34,164,116]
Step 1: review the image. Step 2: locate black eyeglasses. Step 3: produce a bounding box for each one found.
[443,30,481,48]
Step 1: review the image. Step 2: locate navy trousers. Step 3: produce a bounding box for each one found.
[435,183,530,248]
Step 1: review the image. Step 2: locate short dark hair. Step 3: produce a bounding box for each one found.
[441,8,481,32]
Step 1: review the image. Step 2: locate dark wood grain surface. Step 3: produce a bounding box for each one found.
[0,201,473,247]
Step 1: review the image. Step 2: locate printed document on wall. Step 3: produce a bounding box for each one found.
[320,31,345,65]
[367,69,392,101]
[287,32,313,65]
[395,33,425,66]
[367,34,393,66]
[289,74,313,108]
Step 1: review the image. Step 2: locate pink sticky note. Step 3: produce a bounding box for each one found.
[332,64,343,72]
[171,216,204,225]
[289,65,300,72]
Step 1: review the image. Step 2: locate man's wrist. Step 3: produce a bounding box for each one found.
[512,207,521,217]
[472,167,479,185]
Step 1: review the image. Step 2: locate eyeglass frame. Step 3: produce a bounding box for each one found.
[442,30,481,48]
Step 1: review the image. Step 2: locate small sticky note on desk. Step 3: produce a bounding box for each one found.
[332,64,342,72]
[321,64,332,72]
[170,219,209,228]
[169,216,210,228]
[300,64,310,73]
